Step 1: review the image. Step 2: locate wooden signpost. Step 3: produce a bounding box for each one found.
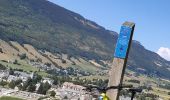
[106,22,135,100]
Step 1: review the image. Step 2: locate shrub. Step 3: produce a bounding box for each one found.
[62,59,66,63]
[45,63,51,67]
[0,80,8,87]
[168,92,170,95]
[128,79,140,84]
[37,82,51,95]
[19,53,27,60]
[13,59,18,64]
[8,81,16,89]
[50,91,56,97]
[0,64,6,70]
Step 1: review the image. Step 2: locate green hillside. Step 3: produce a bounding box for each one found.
[0,0,170,79]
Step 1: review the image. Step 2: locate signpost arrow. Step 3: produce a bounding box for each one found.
[106,21,135,100]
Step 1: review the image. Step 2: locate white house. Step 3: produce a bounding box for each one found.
[42,78,54,85]
[7,75,19,82]
[0,70,9,79]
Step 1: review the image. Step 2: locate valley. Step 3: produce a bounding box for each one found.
[0,39,170,100]
[0,0,170,99]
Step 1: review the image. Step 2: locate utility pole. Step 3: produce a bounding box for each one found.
[106,22,135,100]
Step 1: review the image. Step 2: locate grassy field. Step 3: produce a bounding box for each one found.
[0,60,37,71]
[0,96,24,100]
[149,87,170,100]
[0,60,48,77]
[79,75,108,80]
[70,59,99,73]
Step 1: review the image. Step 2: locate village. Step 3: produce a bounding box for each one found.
[0,64,167,100]
[0,49,169,100]
[0,59,139,100]
[0,58,88,100]
[0,68,89,100]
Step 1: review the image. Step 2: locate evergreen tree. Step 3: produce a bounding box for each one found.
[22,78,32,91]
[37,82,51,95]
[27,83,36,92]
[43,82,51,94]
[37,83,43,94]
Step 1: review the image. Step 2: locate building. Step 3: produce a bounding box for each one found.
[42,78,54,85]
[35,83,41,91]
[7,75,19,82]
[61,82,87,100]
[62,82,85,92]
[0,70,9,79]
[14,71,32,82]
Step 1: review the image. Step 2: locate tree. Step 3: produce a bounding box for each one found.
[14,79,22,86]
[19,53,27,60]
[0,80,8,87]
[37,83,44,94]
[62,59,66,63]
[32,74,42,83]
[63,96,68,99]
[0,64,6,70]
[50,91,56,97]
[43,82,51,94]
[168,92,170,95]
[9,69,14,75]
[37,82,51,95]
[22,78,32,91]
[53,79,59,85]
[13,59,18,64]
[8,81,16,89]
[27,83,36,92]
[45,63,51,67]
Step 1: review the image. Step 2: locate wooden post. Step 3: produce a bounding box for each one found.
[106,22,135,100]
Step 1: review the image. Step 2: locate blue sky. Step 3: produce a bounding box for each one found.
[48,0,170,53]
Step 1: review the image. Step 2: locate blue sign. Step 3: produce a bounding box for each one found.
[114,25,132,58]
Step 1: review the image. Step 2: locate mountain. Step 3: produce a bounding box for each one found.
[0,0,117,60]
[0,0,170,79]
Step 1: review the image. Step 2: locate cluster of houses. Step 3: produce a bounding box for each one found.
[0,69,55,90]
[0,69,95,99]
[62,82,86,97]
[28,61,59,71]
[49,82,93,100]
[0,59,102,100]
[0,70,35,82]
